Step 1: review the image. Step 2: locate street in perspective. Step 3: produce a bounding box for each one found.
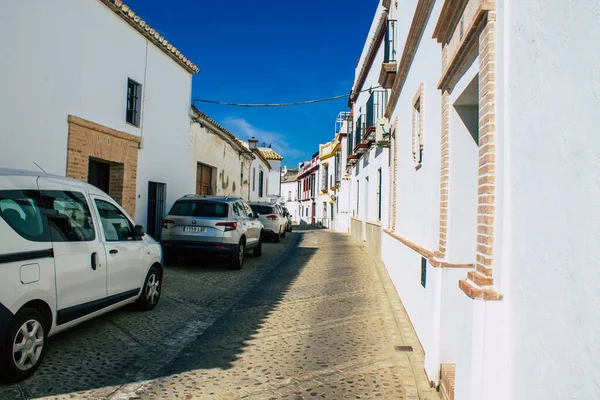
[0,227,437,400]
[1,0,600,399]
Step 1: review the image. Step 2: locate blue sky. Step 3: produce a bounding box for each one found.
[125,0,378,167]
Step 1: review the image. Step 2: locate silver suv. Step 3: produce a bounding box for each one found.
[160,195,263,269]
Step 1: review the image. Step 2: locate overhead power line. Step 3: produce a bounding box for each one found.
[192,86,381,108]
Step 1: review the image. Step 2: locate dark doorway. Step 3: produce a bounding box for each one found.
[88,159,110,193]
[147,182,166,239]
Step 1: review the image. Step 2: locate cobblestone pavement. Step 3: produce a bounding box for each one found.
[0,227,439,400]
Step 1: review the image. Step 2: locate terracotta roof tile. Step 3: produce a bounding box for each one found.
[102,0,200,74]
[258,148,284,161]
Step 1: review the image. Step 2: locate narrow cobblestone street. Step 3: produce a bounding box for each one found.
[0,227,439,400]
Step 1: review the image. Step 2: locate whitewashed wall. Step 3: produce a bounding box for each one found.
[266,159,282,201]
[281,180,299,223]
[0,0,193,226]
[190,122,248,198]
[501,0,600,399]
[248,158,269,202]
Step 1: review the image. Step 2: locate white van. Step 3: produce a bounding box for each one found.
[0,169,163,382]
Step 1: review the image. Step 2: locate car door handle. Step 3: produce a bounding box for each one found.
[91,252,98,270]
[109,249,119,255]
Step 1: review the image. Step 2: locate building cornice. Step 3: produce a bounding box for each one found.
[350,11,388,105]
[99,0,200,74]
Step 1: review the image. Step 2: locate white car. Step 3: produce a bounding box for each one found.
[0,169,163,382]
[248,202,287,243]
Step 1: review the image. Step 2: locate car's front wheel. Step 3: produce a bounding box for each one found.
[0,308,48,383]
[136,265,162,311]
[230,240,245,270]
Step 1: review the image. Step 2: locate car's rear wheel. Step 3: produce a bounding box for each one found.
[273,231,281,243]
[0,308,48,383]
[136,265,162,311]
[230,240,245,269]
[281,228,286,238]
[253,233,263,257]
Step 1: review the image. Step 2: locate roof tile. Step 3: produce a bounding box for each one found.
[102,0,200,74]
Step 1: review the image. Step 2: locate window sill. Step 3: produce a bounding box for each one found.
[125,121,140,129]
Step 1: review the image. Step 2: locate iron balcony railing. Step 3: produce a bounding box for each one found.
[347,117,354,156]
[384,20,397,63]
[355,114,364,147]
[366,91,388,133]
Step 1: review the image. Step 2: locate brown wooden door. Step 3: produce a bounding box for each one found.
[196,163,213,195]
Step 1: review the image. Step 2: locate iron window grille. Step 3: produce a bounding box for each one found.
[126,78,142,126]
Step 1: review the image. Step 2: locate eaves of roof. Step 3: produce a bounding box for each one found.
[100,0,200,74]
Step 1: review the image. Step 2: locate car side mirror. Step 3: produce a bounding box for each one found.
[254,213,260,219]
[134,225,145,239]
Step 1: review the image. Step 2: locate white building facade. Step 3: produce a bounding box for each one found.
[258,148,283,204]
[297,154,319,226]
[280,167,299,224]
[189,108,254,198]
[343,0,600,399]
[0,0,199,239]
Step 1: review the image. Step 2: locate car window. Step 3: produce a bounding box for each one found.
[40,190,96,242]
[169,201,228,218]
[250,205,274,215]
[231,202,241,217]
[94,199,134,241]
[0,190,50,242]
[236,202,249,217]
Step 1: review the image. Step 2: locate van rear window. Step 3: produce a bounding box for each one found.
[0,190,50,242]
[170,201,228,218]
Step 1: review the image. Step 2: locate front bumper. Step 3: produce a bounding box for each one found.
[161,241,237,256]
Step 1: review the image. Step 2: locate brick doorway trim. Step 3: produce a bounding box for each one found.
[66,115,141,217]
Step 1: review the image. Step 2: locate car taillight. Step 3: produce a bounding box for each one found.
[162,219,175,229]
[216,222,237,231]
[266,215,279,220]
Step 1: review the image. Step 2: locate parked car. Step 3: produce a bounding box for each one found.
[0,169,162,383]
[282,207,293,232]
[249,202,286,243]
[160,195,263,269]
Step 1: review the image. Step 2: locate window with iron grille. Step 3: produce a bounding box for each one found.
[258,170,264,197]
[126,79,142,126]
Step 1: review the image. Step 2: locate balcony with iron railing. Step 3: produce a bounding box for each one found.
[379,19,398,89]
[364,90,388,142]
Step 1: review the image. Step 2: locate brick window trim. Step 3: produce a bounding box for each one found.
[432,5,502,300]
[66,115,140,217]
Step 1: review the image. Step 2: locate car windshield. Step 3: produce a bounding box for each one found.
[251,205,274,215]
[170,201,228,218]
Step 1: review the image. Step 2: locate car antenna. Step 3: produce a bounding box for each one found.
[33,162,47,173]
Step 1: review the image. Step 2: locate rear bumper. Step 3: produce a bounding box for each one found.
[161,241,237,256]
[263,229,279,237]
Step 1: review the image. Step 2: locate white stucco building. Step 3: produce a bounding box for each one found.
[258,147,283,204]
[297,154,319,226]
[280,167,299,223]
[341,0,600,399]
[317,112,352,233]
[189,108,254,198]
[0,0,199,238]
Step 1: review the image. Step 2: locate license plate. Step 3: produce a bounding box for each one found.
[184,226,207,233]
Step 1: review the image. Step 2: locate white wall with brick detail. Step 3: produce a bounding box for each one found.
[502,0,600,398]
[0,0,194,227]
